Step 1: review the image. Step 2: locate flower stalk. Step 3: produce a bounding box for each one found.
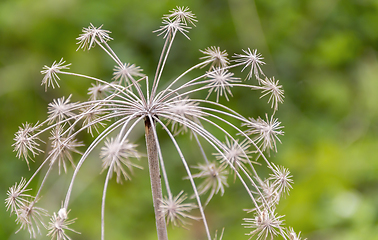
[145,117,168,240]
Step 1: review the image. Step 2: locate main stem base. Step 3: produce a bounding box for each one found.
[145,118,168,240]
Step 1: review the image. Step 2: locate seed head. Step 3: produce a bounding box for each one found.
[205,67,240,102]
[200,46,229,69]
[233,48,265,80]
[243,114,284,154]
[80,105,107,137]
[268,163,293,197]
[164,97,202,135]
[5,178,33,215]
[41,58,71,91]
[243,209,284,240]
[191,162,228,205]
[76,23,112,51]
[113,63,145,87]
[47,208,80,240]
[214,138,253,179]
[12,122,43,168]
[260,77,284,113]
[15,201,48,239]
[160,191,198,227]
[100,137,142,183]
[288,227,307,240]
[47,95,78,124]
[87,83,111,100]
[164,6,197,26]
[154,18,191,40]
[49,125,84,174]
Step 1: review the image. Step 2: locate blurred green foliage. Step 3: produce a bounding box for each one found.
[1,0,378,239]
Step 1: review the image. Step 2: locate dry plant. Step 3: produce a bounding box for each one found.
[6,6,305,240]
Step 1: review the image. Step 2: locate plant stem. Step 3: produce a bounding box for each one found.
[145,117,168,240]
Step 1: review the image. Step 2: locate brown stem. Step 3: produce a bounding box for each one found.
[145,117,168,240]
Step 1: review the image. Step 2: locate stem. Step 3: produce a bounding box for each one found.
[101,162,113,240]
[144,117,168,240]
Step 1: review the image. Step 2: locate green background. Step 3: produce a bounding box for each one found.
[1,0,378,239]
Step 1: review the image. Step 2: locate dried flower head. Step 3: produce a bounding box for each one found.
[87,83,111,100]
[243,114,284,154]
[15,201,48,239]
[191,162,229,205]
[256,179,280,207]
[113,63,145,87]
[164,97,202,135]
[154,18,191,40]
[100,137,142,183]
[260,77,284,113]
[47,95,77,124]
[5,178,33,215]
[205,67,241,102]
[233,48,265,80]
[243,209,284,240]
[200,46,229,69]
[41,58,71,91]
[269,163,293,197]
[49,125,84,174]
[76,23,113,51]
[160,191,198,227]
[12,122,43,168]
[164,6,198,26]
[80,105,107,136]
[214,138,253,177]
[47,208,80,240]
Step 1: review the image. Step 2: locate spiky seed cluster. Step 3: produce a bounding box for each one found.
[49,125,84,174]
[164,6,198,26]
[12,123,43,168]
[5,178,32,215]
[243,209,284,240]
[113,63,145,86]
[154,6,197,40]
[233,48,265,80]
[41,58,71,91]
[200,46,229,69]
[15,201,48,239]
[164,97,202,135]
[260,77,284,113]
[76,23,113,51]
[100,137,142,183]
[47,208,79,240]
[47,95,77,124]
[243,114,284,154]
[191,162,229,205]
[269,163,293,197]
[154,19,191,40]
[205,67,241,102]
[214,138,253,179]
[160,191,198,227]
[7,6,301,240]
[87,83,110,100]
[81,105,107,136]
[5,179,49,239]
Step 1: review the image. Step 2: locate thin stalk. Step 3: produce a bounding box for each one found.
[101,161,114,240]
[144,117,168,240]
